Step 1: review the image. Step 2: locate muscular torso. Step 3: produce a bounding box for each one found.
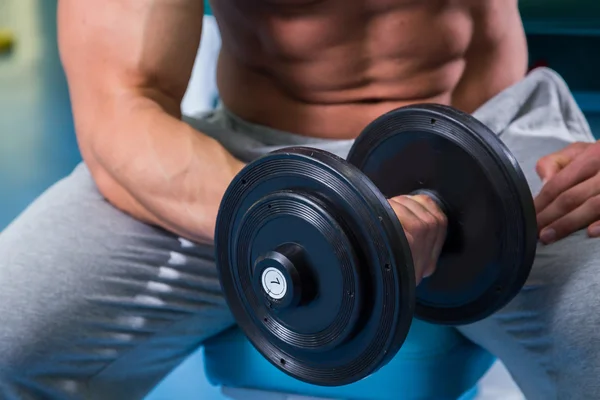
[212,0,527,139]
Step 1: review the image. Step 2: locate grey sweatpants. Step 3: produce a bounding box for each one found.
[0,68,598,400]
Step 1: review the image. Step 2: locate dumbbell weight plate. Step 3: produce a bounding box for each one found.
[347,104,538,325]
[215,148,415,386]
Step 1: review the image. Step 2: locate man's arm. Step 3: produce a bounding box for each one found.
[58,0,244,243]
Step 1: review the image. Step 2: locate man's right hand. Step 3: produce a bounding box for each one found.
[388,195,448,285]
[58,0,243,244]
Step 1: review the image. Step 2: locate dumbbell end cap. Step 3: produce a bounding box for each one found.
[253,243,308,309]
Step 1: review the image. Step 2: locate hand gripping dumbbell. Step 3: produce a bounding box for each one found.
[214,104,538,386]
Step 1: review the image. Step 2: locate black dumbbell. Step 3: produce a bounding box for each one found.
[214,104,537,387]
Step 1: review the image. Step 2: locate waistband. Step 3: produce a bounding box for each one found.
[182,67,593,163]
[183,104,356,161]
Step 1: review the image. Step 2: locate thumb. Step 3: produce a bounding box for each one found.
[535,143,588,184]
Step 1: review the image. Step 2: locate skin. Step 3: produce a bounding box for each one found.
[535,141,600,244]
[58,0,245,245]
[215,0,528,138]
[58,0,592,283]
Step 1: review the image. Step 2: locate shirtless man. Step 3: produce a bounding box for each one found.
[1,0,600,399]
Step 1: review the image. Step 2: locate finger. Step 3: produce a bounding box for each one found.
[536,174,600,230]
[408,194,444,216]
[535,142,588,183]
[389,196,420,223]
[535,154,566,184]
[397,197,437,281]
[534,155,598,214]
[407,195,447,275]
[398,196,439,239]
[400,196,447,277]
[390,197,432,249]
[539,195,600,244]
[588,220,600,238]
[389,199,428,283]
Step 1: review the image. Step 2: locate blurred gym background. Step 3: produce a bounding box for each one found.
[1,0,600,399]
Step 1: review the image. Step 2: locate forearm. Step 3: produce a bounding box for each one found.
[82,95,244,244]
[57,0,225,240]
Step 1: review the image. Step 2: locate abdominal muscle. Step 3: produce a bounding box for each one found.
[212,0,528,139]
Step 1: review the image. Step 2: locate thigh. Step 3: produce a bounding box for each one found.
[457,133,600,400]
[0,164,234,400]
[458,231,600,400]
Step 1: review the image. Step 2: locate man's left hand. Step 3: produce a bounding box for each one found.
[535,141,600,244]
